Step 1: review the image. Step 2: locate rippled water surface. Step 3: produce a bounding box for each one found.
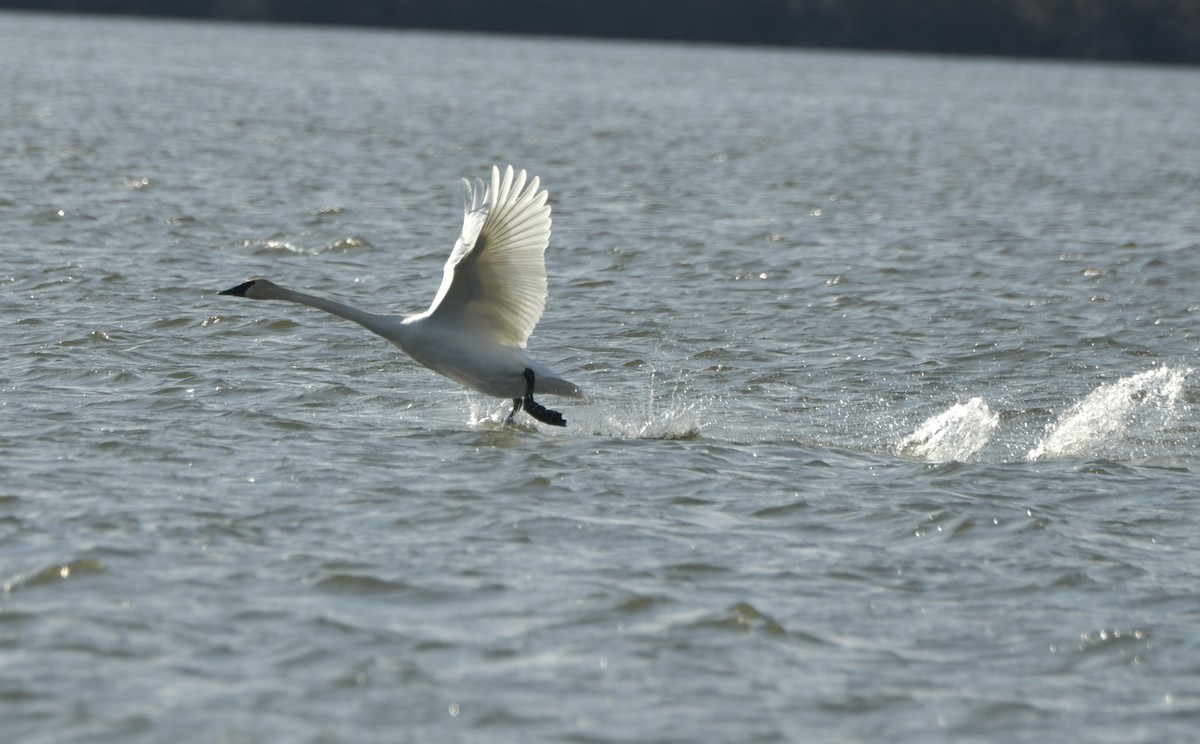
[3,11,1200,743]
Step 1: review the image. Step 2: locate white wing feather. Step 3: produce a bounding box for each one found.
[425,165,552,348]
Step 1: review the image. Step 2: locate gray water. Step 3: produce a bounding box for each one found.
[3,11,1200,743]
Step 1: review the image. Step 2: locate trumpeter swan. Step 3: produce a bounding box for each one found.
[219,165,580,427]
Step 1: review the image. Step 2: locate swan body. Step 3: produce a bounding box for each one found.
[220,165,580,426]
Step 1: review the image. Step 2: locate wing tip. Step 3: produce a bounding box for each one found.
[483,164,546,209]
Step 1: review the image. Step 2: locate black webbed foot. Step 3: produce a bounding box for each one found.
[523,396,566,427]
[521,368,566,427]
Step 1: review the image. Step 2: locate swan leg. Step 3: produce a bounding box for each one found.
[522,368,566,427]
[506,396,523,424]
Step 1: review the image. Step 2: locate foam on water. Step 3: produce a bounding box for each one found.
[1027,365,1190,461]
[896,397,999,463]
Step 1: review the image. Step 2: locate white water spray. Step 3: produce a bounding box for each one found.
[1027,366,1190,461]
[896,397,999,462]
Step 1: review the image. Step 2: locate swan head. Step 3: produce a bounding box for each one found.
[219,278,284,300]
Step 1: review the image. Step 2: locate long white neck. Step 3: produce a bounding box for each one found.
[274,285,403,344]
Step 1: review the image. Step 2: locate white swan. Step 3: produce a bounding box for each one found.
[220,165,581,427]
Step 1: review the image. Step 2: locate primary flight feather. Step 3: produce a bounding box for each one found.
[220,165,580,427]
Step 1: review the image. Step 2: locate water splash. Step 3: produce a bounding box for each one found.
[467,399,523,429]
[466,371,704,440]
[1027,366,1190,461]
[593,369,705,440]
[896,397,999,462]
[599,397,703,440]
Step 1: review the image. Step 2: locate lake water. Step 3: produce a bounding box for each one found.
[2,10,1199,743]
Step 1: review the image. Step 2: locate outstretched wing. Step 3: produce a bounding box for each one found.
[425,165,552,348]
